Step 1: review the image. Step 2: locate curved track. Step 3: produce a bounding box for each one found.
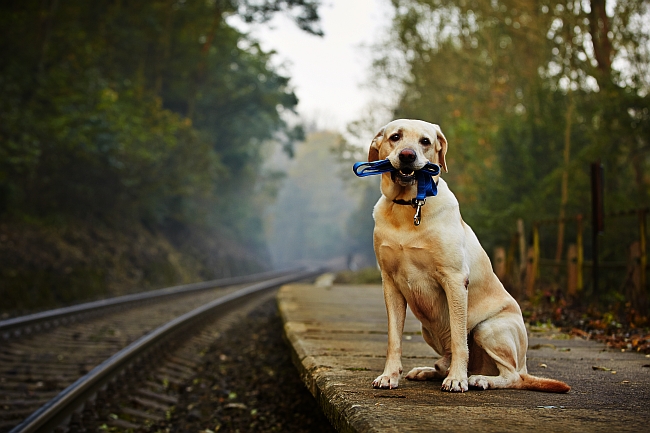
[0,268,322,432]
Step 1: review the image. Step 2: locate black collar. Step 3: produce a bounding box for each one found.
[392,198,415,206]
[392,179,440,207]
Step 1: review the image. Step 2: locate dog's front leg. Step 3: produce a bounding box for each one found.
[372,282,406,389]
[441,277,469,392]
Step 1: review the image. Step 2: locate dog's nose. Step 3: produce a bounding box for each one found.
[398,148,417,164]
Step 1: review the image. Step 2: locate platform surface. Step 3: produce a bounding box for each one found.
[278,283,650,433]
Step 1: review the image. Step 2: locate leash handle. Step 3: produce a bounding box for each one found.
[353,160,440,179]
[352,160,394,177]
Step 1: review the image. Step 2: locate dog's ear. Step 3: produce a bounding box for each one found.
[434,124,448,172]
[368,127,384,162]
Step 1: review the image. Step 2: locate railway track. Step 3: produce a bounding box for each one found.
[0,268,323,432]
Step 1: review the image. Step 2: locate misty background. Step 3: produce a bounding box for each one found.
[1,0,649,315]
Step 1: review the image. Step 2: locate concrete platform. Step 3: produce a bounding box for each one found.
[278,283,650,433]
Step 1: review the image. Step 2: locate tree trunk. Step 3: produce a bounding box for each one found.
[187,3,224,119]
[555,94,575,265]
[37,0,60,74]
[631,152,649,205]
[589,0,613,85]
[155,0,174,97]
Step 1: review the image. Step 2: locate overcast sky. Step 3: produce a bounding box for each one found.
[230,0,394,132]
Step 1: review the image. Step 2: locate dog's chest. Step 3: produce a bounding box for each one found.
[375,229,448,315]
[374,223,442,273]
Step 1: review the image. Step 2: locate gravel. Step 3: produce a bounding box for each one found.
[147,296,336,433]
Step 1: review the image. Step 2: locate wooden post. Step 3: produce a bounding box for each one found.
[576,214,584,292]
[494,247,507,282]
[517,219,526,274]
[639,209,647,292]
[533,222,540,281]
[591,162,604,295]
[507,233,518,293]
[630,241,642,300]
[526,246,536,298]
[525,223,539,298]
[567,244,577,297]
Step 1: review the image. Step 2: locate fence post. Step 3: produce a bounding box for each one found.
[629,241,642,306]
[591,162,604,294]
[494,246,506,282]
[533,222,540,281]
[526,223,540,298]
[567,244,577,296]
[576,214,583,291]
[639,209,647,292]
[517,218,526,274]
[507,234,518,291]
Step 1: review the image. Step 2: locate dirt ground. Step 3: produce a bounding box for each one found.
[146,297,336,433]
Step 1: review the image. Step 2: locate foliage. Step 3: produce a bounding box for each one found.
[0,0,321,310]
[0,0,319,229]
[355,0,649,299]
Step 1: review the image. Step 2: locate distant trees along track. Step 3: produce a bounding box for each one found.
[0,268,322,432]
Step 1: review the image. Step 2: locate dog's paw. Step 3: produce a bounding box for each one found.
[441,375,468,392]
[467,374,490,389]
[405,366,438,381]
[468,375,489,390]
[372,373,400,389]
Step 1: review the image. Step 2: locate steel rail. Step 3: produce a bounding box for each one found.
[0,267,301,339]
[9,267,323,433]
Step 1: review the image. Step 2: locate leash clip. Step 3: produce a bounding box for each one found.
[411,198,425,226]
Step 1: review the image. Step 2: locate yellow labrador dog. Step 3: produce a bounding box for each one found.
[369,119,570,393]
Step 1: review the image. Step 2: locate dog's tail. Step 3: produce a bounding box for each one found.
[516,374,570,393]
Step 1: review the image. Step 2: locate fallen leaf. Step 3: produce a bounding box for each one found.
[550,333,572,340]
[570,328,589,338]
[530,343,557,350]
[592,366,613,371]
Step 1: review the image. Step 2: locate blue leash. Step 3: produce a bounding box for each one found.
[353,159,441,225]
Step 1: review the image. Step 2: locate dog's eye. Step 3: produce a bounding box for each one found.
[389,133,401,142]
[420,137,431,146]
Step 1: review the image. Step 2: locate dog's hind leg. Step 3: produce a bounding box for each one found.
[406,327,450,381]
[468,361,520,390]
[467,314,527,390]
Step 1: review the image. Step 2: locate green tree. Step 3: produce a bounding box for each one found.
[0,0,322,310]
[365,0,649,244]
[344,0,650,305]
[0,0,320,229]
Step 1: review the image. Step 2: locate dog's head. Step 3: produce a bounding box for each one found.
[368,119,448,187]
